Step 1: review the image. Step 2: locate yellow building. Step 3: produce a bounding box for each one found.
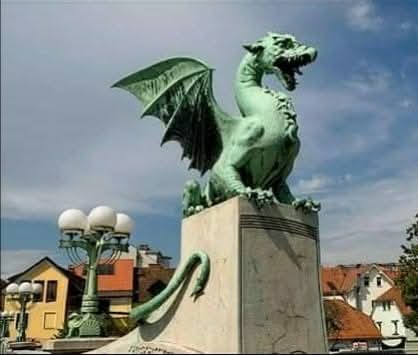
[3,257,84,342]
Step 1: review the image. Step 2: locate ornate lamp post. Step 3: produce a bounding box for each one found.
[0,311,15,338]
[5,282,42,342]
[58,206,133,337]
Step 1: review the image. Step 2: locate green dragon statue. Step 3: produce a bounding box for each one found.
[113,32,320,216]
[113,32,320,325]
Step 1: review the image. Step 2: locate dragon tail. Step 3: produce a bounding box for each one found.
[129,251,210,323]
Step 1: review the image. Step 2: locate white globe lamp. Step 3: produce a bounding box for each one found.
[18,282,33,295]
[58,209,88,234]
[32,283,43,294]
[114,213,134,237]
[5,283,19,295]
[88,206,117,232]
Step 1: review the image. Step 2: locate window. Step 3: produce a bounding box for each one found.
[98,299,110,313]
[33,281,44,302]
[376,276,382,287]
[83,264,114,275]
[376,321,382,331]
[363,276,370,287]
[46,280,58,302]
[148,280,167,297]
[383,301,391,311]
[15,313,29,329]
[43,312,57,329]
[97,264,114,275]
[392,320,399,335]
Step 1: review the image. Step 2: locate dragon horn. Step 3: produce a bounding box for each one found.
[242,44,264,54]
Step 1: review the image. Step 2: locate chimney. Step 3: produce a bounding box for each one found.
[355,273,362,311]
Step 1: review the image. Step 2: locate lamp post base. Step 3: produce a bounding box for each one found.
[67,312,107,338]
[81,295,99,314]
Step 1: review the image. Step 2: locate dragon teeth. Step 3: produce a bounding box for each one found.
[295,67,303,75]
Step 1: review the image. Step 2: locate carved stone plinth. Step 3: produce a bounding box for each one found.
[42,337,117,354]
[91,197,327,354]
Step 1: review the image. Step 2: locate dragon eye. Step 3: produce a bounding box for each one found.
[282,39,293,49]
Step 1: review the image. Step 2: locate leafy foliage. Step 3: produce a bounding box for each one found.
[324,300,343,335]
[106,315,136,336]
[397,212,418,334]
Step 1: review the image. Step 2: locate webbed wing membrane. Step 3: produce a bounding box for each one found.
[112,57,224,174]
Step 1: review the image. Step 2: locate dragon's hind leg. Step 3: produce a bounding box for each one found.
[273,181,321,213]
[182,179,207,217]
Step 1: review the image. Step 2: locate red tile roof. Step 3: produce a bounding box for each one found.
[326,299,382,340]
[71,259,134,292]
[322,265,368,295]
[380,269,399,282]
[375,287,411,315]
[321,264,398,296]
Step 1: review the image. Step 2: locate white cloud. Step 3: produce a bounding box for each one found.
[398,21,418,36]
[319,168,418,264]
[346,0,383,31]
[0,249,57,279]
[400,21,414,32]
[1,127,197,220]
[295,174,353,195]
[293,82,395,172]
[399,98,413,109]
[296,175,333,194]
[346,65,391,94]
[1,0,417,270]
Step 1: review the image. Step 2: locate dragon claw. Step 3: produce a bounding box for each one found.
[292,197,321,213]
[185,205,205,217]
[242,187,275,208]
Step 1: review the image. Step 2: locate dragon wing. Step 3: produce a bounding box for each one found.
[112,57,229,174]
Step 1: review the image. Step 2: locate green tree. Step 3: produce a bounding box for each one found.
[324,300,342,335]
[397,212,418,335]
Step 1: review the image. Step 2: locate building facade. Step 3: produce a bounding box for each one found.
[0,279,6,311]
[71,258,135,317]
[326,299,381,352]
[3,257,84,342]
[322,263,413,350]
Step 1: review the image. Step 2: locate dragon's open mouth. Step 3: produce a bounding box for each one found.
[274,52,316,91]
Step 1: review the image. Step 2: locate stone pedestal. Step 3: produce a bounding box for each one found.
[42,337,117,354]
[91,197,327,354]
[7,340,42,351]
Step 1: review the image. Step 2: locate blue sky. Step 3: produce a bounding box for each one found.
[1,0,417,278]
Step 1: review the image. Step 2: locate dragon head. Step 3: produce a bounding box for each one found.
[243,32,317,91]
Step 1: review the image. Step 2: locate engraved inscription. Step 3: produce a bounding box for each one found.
[129,344,173,354]
[240,214,318,240]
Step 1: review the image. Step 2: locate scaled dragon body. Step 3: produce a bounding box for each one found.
[113,32,320,216]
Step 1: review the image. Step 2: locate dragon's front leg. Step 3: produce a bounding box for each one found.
[273,181,321,213]
[212,165,274,208]
[182,180,207,217]
[211,122,272,202]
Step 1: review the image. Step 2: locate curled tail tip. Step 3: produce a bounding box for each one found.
[190,285,203,298]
